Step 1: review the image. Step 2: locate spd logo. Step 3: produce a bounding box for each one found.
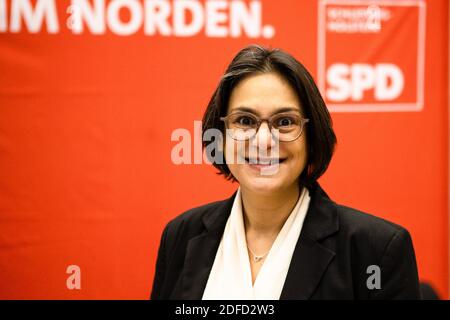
[317,0,426,112]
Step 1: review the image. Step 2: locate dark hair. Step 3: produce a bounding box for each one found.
[202,44,337,189]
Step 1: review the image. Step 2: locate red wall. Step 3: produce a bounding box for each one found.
[0,0,447,299]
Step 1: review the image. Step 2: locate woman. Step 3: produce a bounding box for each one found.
[151,45,420,300]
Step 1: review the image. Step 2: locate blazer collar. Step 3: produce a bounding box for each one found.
[175,182,339,300]
[279,181,339,299]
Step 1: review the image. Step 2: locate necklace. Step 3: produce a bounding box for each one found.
[247,247,270,263]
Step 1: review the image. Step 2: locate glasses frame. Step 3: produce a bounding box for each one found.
[220,111,310,142]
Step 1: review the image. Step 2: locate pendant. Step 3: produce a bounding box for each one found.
[253,256,263,262]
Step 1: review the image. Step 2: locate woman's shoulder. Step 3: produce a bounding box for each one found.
[168,198,228,226]
[335,203,406,234]
[328,202,420,299]
[311,182,412,243]
[162,193,236,239]
[310,183,410,239]
[332,202,414,254]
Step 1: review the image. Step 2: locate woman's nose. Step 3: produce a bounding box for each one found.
[250,122,278,149]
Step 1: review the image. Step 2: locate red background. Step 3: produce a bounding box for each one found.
[0,0,448,299]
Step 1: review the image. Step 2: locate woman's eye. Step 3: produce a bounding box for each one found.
[277,117,294,127]
[237,116,255,126]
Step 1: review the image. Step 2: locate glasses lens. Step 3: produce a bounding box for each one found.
[226,113,258,141]
[223,112,307,142]
[271,114,302,141]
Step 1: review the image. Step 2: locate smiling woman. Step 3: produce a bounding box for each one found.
[151,45,421,300]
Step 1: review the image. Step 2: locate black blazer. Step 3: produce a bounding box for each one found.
[151,182,421,300]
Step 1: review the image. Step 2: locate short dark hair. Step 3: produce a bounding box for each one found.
[202,44,337,189]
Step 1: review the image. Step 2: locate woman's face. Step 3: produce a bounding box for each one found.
[224,72,308,194]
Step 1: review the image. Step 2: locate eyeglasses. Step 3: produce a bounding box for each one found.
[220,112,309,142]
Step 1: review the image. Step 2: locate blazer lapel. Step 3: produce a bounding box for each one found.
[280,182,339,300]
[174,182,339,300]
[174,191,237,299]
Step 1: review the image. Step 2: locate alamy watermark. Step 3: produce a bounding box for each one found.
[66,265,81,290]
[170,121,282,176]
[366,264,381,290]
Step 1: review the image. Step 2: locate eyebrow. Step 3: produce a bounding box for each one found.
[230,106,301,115]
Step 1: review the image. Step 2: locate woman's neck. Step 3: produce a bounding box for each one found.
[240,183,301,235]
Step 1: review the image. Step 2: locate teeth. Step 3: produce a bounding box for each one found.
[246,158,281,165]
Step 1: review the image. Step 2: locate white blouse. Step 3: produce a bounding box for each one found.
[202,186,311,300]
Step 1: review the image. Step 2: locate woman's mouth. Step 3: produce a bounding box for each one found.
[244,157,287,171]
